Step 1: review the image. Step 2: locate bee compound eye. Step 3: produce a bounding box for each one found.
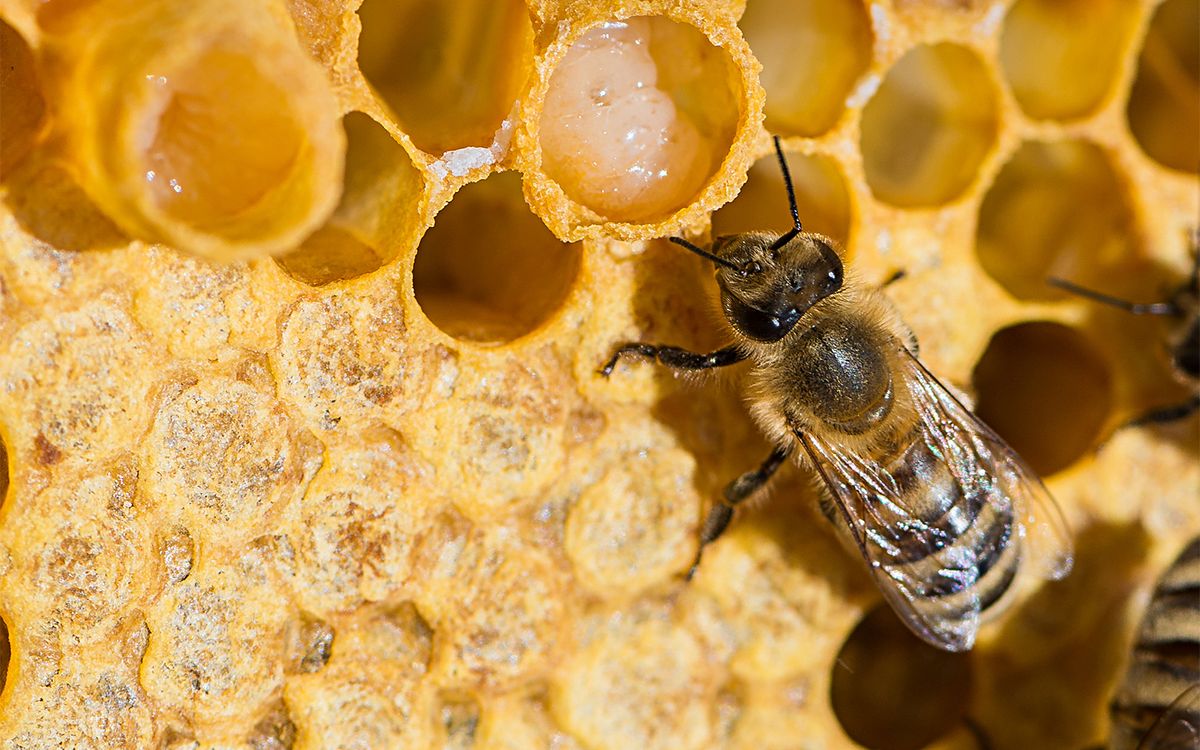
[725,292,801,342]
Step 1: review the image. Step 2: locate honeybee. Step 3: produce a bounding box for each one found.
[600,136,1073,652]
[1049,239,1198,426]
[1107,536,1199,750]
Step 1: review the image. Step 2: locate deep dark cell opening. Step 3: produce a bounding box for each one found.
[972,321,1114,476]
[831,604,973,750]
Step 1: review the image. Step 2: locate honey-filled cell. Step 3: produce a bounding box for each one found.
[539,16,740,223]
[356,0,533,156]
[860,43,999,208]
[739,0,873,137]
[276,112,424,286]
[412,171,579,344]
[1127,0,1200,173]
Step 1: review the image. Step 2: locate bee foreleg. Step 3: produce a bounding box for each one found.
[686,445,791,579]
[598,343,745,377]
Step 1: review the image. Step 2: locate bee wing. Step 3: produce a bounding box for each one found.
[797,348,1074,652]
[1136,684,1200,750]
[900,349,1075,583]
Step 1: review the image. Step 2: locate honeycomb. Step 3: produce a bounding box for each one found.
[0,0,1197,747]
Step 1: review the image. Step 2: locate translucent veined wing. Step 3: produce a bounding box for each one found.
[1137,684,1200,750]
[901,349,1074,582]
[797,346,1074,652]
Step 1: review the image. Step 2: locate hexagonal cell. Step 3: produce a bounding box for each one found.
[861,43,999,208]
[539,16,740,223]
[1127,0,1199,173]
[412,171,579,344]
[972,322,1113,477]
[831,604,973,750]
[54,1,345,260]
[0,19,45,178]
[711,150,852,248]
[999,0,1141,122]
[975,139,1138,302]
[356,0,533,155]
[739,0,873,137]
[276,112,424,285]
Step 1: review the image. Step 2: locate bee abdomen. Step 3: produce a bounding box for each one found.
[869,433,1021,621]
[1109,537,1200,750]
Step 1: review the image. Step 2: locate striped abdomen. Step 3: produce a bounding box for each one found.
[873,425,1021,620]
[1109,537,1200,750]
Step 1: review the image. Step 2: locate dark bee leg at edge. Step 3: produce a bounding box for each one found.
[687,445,792,579]
[598,343,746,377]
[1128,393,1200,426]
[962,717,994,750]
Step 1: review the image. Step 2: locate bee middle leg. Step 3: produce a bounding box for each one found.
[688,444,792,579]
[598,343,746,377]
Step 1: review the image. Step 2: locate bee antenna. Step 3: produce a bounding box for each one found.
[769,135,802,252]
[668,236,742,271]
[1048,277,1177,316]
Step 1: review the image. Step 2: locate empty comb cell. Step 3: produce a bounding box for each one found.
[40,0,345,261]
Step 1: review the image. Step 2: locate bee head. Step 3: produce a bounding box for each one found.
[666,135,844,343]
[707,231,844,342]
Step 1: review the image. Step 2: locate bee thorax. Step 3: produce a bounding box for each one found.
[788,320,896,434]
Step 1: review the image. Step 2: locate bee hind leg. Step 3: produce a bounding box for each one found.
[686,445,792,580]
